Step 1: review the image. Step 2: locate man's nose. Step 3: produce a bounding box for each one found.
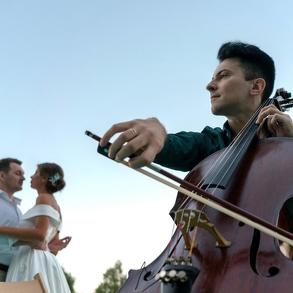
[206,80,217,92]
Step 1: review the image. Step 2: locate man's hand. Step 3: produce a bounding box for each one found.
[256,105,293,138]
[48,236,72,255]
[100,117,167,168]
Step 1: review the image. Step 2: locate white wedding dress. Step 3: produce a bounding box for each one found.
[6,204,71,293]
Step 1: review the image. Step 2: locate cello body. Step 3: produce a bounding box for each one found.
[118,137,293,293]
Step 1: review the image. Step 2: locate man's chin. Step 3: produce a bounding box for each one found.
[211,108,222,116]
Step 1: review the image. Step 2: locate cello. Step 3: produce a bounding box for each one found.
[86,88,293,293]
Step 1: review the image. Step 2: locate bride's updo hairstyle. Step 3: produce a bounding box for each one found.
[38,163,66,193]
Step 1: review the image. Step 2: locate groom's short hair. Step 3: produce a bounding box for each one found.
[0,158,22,173]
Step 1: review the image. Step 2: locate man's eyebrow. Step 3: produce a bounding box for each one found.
[213,69,231,79]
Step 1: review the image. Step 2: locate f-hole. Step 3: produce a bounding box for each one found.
[278,197,293,260]
[250,229,280,277]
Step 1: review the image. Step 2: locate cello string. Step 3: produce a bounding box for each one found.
[89,138,293,247]
[139,160,293,245]
[206,92,284,189]
[187,101,269,240]
[189,225,199,257]
[173,205,187,256]
[164,98,273,249]
[158,107,260,249]
[203,98,273,193]
[87,93,283,259]
[198,99,269,189]
[176,97,272,212]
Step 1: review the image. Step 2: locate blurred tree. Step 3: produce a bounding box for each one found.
[63,267,77,293]
[94,260,127,293]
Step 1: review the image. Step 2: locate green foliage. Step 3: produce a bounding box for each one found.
[94,260,127,293]
[63,267,77,293]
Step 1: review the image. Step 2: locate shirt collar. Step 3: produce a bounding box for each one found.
[0,190,22,205]
[223,121,236,143]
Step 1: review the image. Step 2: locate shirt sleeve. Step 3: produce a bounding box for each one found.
[154,126,228,171]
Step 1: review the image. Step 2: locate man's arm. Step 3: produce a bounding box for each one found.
[100,117,229,171]
[20,233,71,254]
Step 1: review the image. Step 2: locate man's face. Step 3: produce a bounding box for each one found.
[206,58,256,118]
[0,163,25,195]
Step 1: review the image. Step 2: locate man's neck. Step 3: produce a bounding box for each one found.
[228,119,247,134]
[0,187,14,199]
[227,111,256,134]
[226,96,263,134]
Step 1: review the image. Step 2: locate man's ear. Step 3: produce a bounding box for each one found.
[0,171,5,182]
[250,78,266,96]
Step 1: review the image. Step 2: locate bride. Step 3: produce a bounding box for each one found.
[0,162,71,293]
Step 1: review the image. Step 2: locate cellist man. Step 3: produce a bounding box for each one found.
[100,41,293,257]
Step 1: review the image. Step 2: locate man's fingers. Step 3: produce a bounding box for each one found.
[256,105,279,124]
[100,117,166,167]
[265,115,276,134]
[128,146,157,169]
[262,112,293,137]
[114,135,146,161]
[108,128,139,159]
[100,121,134,147]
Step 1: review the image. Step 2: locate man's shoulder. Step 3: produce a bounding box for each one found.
[200,122,234,147]
[202,125,225,134]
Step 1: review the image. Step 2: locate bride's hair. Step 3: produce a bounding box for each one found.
[38,163,66,193]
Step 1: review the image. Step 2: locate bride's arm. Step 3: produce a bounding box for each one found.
[48,232,72,255]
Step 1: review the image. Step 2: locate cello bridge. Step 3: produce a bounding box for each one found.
[174,209,231,249]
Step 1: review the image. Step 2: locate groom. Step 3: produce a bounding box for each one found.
[0,157,71,281]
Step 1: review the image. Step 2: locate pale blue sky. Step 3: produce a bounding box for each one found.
[1,1,293,292]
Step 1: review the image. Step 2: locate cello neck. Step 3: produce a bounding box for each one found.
[200,89,288,189]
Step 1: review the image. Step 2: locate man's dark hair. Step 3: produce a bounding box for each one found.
[0,158,22,173]
[217,41,275,100]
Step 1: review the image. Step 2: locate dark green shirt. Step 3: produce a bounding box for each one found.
[154,121,234,171]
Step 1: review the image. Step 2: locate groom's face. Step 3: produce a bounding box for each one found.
[1,163,25,195]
